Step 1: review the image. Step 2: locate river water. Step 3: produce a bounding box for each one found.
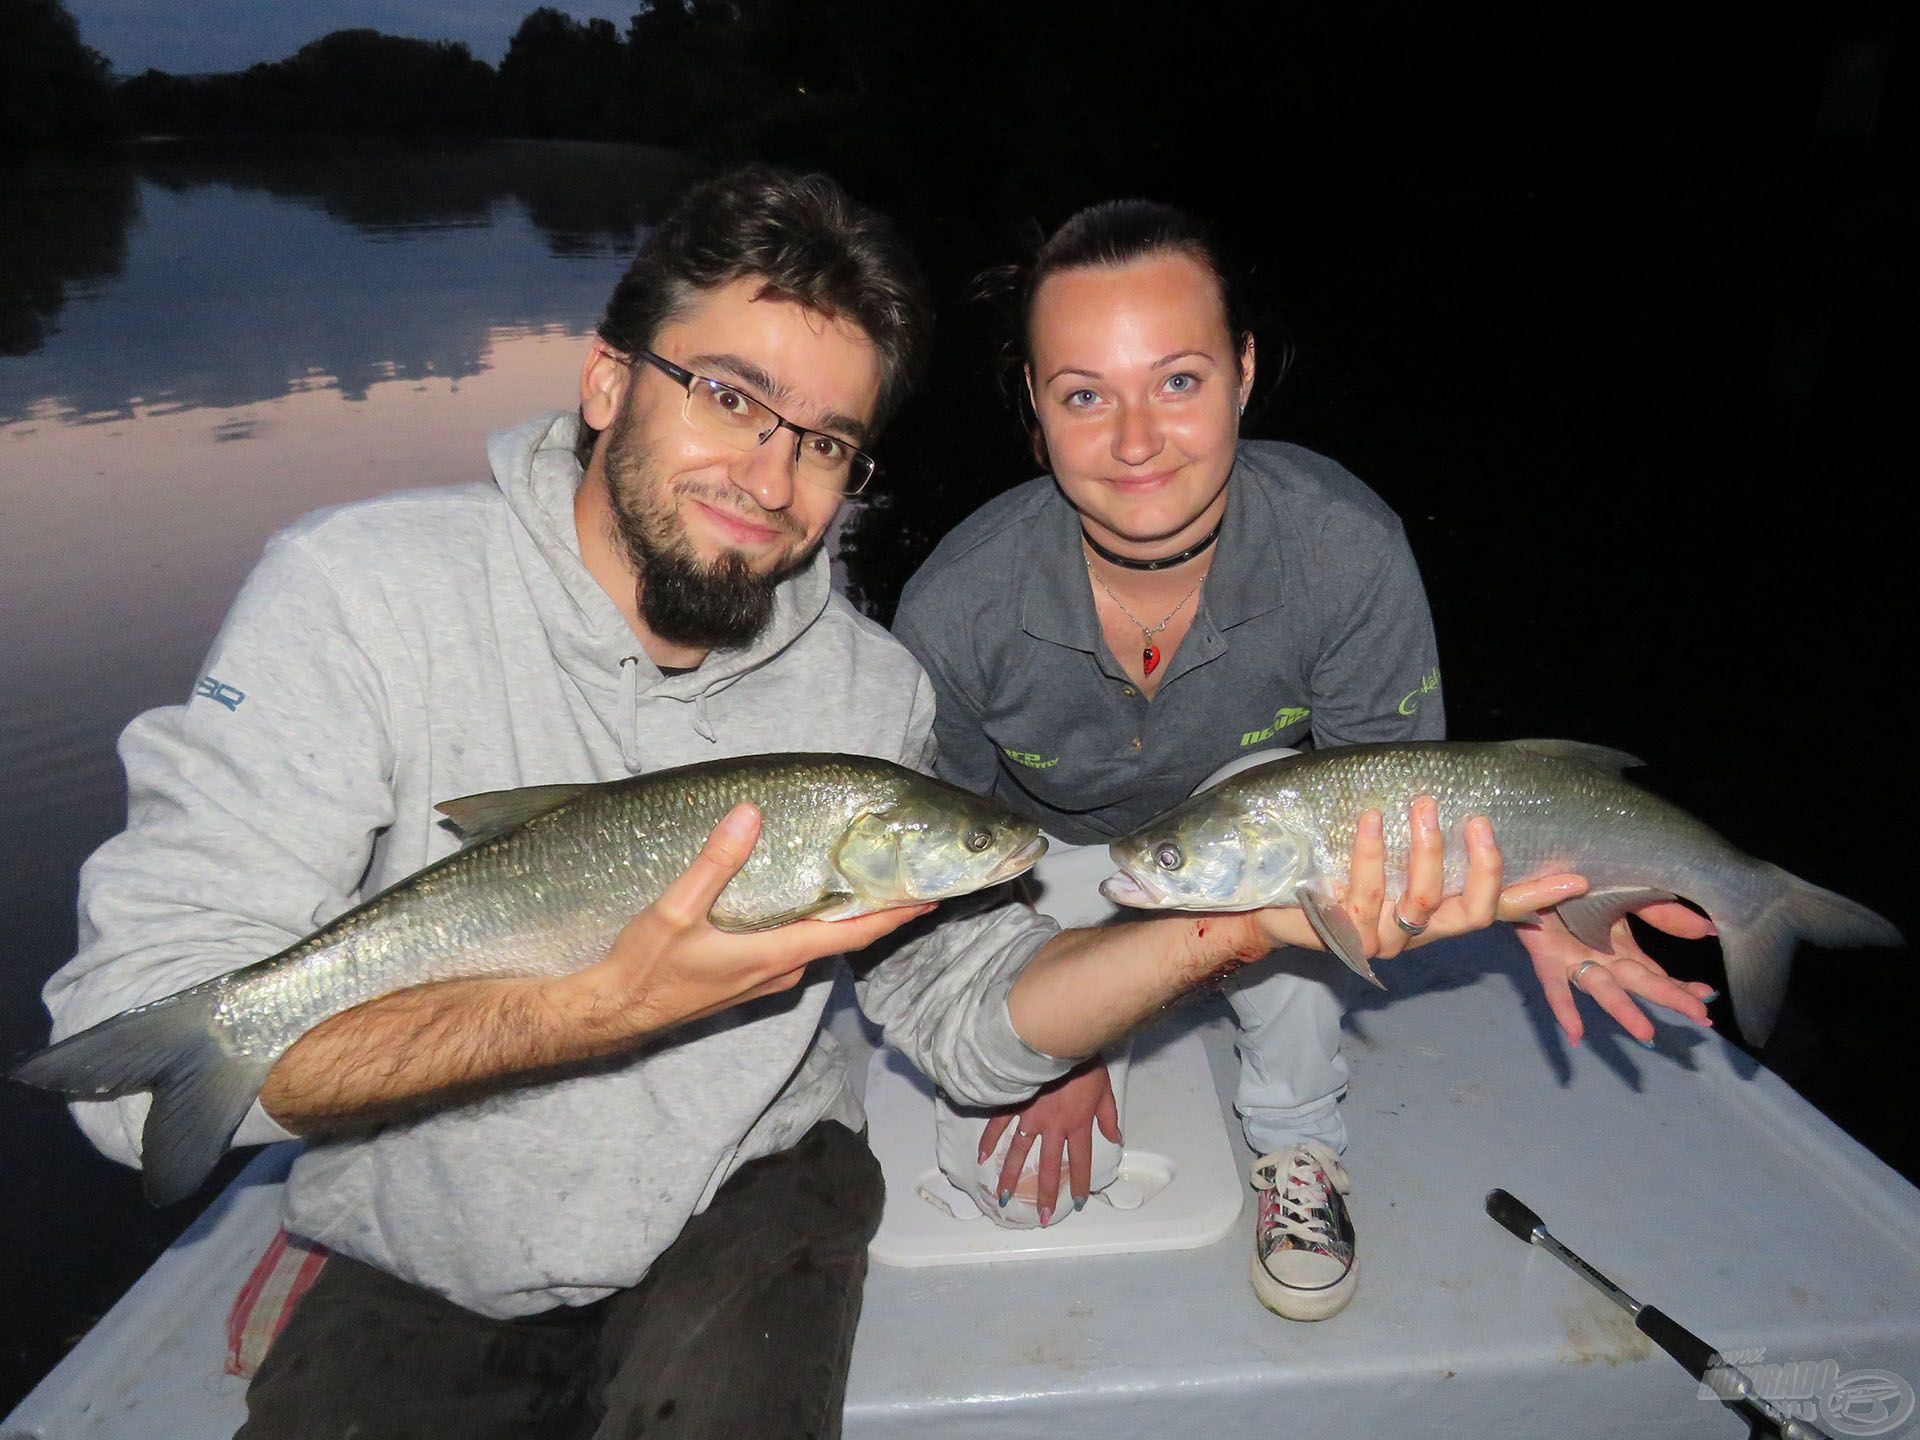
[1,136,1909,1412]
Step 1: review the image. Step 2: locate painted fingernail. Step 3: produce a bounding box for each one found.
[1638,1037,1658,1052]
[1038,1205,1053,1226]
[997,1190,1010,1207]
[1700,987,1721,1002]
[1073,1194,1087,1212]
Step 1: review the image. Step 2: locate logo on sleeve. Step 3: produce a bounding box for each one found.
[194,675,246,711]
[1397,666,1442,716]
[1240,706,1311,747]
[1001,747,1059,770]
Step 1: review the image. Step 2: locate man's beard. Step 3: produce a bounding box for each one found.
[602,410,819,651]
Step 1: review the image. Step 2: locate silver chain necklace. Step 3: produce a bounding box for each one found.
[1085,558,1203,677]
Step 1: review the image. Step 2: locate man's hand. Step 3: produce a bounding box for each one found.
[1247,796,1589,965]
[554,803,936,1042]
[977,1057,1121,1224]
[1518,903,1717,1046]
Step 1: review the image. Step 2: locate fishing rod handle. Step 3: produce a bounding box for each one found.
[1635,1305,1716,1379]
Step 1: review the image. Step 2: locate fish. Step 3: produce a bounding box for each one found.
[12,752,1047,1206]
[1098,739,1899,1044]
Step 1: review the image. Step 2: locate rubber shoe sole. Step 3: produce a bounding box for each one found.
[1250,1253,1358,1321]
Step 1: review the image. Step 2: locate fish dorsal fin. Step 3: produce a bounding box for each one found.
[435,783,595,843]
[1501,739,1646,774]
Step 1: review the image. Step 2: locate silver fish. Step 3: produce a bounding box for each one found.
[14,752,1046,1205]
[1100,740,1898,1043]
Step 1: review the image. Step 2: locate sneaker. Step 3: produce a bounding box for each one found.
[1250,1141,1357,1320]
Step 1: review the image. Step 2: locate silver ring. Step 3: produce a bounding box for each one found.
[1393,908,1429,937]
[1571,959,1602,991]
[1014,1127,1033,1141]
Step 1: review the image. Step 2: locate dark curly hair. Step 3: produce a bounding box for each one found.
[578,165,931,467]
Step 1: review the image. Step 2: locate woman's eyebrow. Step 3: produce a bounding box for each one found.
[1043,350,1214,385]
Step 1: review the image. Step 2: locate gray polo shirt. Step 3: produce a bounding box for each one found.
[893,441,1445,845]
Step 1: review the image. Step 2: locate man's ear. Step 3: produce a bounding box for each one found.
[580,341,632,432]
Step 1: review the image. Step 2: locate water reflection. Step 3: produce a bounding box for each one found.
[0,159,138,356]
[0,138,694,421]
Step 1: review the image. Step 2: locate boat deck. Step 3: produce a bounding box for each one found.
[9,928,1918,1439]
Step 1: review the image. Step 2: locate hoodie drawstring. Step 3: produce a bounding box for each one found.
[619,656,643,771]
[620,655,718,762]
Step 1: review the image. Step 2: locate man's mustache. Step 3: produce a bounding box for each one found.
[676,481,807,541]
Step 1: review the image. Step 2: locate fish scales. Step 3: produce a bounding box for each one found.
[1254,744,1757,913]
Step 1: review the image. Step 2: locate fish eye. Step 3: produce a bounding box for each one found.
[964,827,993,853]
[1154,841,1183,870]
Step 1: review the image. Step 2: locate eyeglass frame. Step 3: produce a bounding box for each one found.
[632,349,878,496]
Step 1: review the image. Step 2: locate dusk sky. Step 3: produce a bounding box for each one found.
[67,0,639,74]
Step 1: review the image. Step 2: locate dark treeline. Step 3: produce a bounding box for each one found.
[1,0,123,153]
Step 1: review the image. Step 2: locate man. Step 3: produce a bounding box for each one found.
[40,167,1550,1439]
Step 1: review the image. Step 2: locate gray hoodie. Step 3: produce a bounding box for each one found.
[43,411,1065,1317]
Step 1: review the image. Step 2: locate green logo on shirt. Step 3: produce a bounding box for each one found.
[1397,666,1442,716]
[1002,747,1060,770]
[1240,707,1311,747]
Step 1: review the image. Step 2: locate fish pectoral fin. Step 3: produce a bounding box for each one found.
[710,892,858,933]
[1500,739,1647,774]
[435,783,596,843]
[1298,890,1385,990]
[1552,885,1678,953]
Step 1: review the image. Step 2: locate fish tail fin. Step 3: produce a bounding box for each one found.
[1719,866,1902,1047]
[10,989,271,1207]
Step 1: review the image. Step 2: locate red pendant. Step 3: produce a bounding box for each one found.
[1142,644,1161,676]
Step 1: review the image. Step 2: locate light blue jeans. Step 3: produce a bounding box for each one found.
[1220,957,1352,1157]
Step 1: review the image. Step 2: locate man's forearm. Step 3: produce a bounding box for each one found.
[258,970,642,1133]
[1006,912,1272,1060]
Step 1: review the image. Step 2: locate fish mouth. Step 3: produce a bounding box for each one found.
[1099,867,1163,908]
[990,834,1049,884]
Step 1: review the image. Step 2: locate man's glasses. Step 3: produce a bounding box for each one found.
[635,351,877,496]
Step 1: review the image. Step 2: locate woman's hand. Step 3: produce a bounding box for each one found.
[1518,903,1718,1046]
[977,1058,1121,1224]
[1249,796,1588,976]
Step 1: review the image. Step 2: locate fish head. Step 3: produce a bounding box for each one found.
[1101,794,1311,910]
[833,785,1047,904]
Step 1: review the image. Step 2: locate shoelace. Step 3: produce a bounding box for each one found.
[1254,1147,1349,1248]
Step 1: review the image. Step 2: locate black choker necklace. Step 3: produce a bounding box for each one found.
[1082,520,1222,572]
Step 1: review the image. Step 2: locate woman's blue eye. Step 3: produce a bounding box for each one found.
[1065,389,1099,409]
[1164,373,1197,393]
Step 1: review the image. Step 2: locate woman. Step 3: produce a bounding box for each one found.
[892,201,1715,1320]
